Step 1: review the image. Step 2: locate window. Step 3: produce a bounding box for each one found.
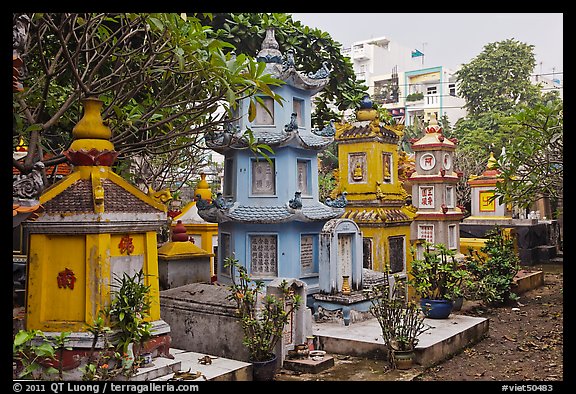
[418,224,434,243]
[363,238,373,269]
[250,234,278,277]
[382,153,392,183]
[293,98,304,127]
[445,186,454,208]
[388,236,405,274]
[254,97,274,125]
[297,160,311,195]
[448,225,457,249]
[449,83,456,96]
[251,159,275,195]
[220,233,231,277]
[300,234,317,275]
[223,158,234,197]
[426,86,437,95]
[419,186,434,208]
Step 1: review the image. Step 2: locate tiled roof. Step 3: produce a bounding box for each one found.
[197,202,343,224]
[336,122,399,143]
[343,208,413,223]
[206,127,333,153]
[42,178,163,214]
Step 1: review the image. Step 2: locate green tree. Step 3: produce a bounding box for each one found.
[13,13,284,192]
[494,93,563,212]
[198,13,368,128]
[455,39,540,117]
[451,38,557,211]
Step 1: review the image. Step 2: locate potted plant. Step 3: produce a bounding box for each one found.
[225,256,301,381]
[364,271,429,369]
[409,242,468,319]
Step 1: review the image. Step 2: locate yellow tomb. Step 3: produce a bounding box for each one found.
[171,173,218,279]
[333,96,417,275]
[24,98,170,350]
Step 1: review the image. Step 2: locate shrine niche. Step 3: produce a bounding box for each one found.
[313,218,370,326]
[348,152,367,183]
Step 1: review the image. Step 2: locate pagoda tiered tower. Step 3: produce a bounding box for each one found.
[197,28,344,297]
[408,113,464,251]
[334,95,417,276]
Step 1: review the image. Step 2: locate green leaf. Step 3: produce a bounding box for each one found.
[248,100,256,122]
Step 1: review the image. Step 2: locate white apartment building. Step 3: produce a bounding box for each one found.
[342,36,467,127]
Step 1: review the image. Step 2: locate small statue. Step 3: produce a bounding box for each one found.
[308,61,331,79]
[13,161,45,199]
[288,191,302,209]
[213,192,232,209]
[282,48,296,71]
[352,162,363,181]
[284,112,299,132]
[312,119,336,137]
[195,194,212,210]
[326,192,347,208]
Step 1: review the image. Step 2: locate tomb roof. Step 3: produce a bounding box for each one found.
[197,201,344,224]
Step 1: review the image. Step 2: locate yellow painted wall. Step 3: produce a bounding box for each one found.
[27,230,161,332]
[337,140,400,200]
[359,224,413,273]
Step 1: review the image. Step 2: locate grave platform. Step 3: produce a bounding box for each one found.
[311,314,489,367]
[128,349,252,381]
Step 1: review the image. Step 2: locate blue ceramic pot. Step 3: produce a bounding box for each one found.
[420,298,453,319]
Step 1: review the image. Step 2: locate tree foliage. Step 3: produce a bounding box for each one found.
[452,38,562,211]
[13,13,284,191]
[198,13,368,128]
[494,94,563,210]
[455,39,539,117]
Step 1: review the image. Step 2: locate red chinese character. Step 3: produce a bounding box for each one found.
[119,235,134,255]
[57,268,76,290]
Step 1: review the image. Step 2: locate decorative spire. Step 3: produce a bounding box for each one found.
[194,173,212,202]
[63,97,118,166]
[356,94,378,122]
[171,220,190,242]
[424,113,443,134]
[256,28,283,64]
[487,152,497,169]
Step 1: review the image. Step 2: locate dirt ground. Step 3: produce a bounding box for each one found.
[276,265,564,383]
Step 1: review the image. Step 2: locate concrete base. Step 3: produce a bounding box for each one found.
[312,314,489,367]
[283,356,335,374]
[151,349,252,381]
[512,269,545,295]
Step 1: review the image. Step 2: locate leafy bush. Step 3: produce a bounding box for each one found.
[225,256,301,362]
[464,227,520,305]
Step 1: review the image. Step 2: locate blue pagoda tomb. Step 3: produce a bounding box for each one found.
[197,28,344,298]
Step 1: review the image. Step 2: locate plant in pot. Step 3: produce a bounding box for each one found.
[364,271,430,369]
[409,242,469,319]
[225,256,301,381]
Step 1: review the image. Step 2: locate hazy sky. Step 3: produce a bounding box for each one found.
[290,13,563,83]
